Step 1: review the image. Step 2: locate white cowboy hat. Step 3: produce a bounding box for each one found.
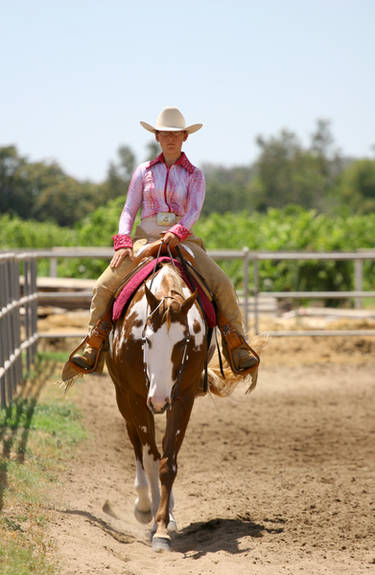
[140,106,202,134]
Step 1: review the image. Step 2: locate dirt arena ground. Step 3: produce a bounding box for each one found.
[41,312,375,575]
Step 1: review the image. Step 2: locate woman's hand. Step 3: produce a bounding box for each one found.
[162,232,180,249]
[110,247,134,269]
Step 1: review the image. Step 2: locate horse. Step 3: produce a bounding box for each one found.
[105,260,211,552]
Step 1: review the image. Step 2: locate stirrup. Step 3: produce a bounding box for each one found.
[68,338,102,374]
[224,336,260,376]
[67,317,112,374]
[217,311,260,376]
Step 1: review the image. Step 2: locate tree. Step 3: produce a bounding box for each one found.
[34,178,101,227]
[105,145,136,200]
[248,120,343,212]
[201,163,254,215]
[0,146,67,219]
[336,159,375,214]
[145,140,160,161]
[0,146,30,217]
[249,129,303,210]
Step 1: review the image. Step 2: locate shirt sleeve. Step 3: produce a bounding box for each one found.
[168,168,206,240]
[118,163,145,236]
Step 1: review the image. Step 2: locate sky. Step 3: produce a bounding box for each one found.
[1,0,375,182]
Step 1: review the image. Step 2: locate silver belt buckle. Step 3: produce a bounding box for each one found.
[157,212,176,226]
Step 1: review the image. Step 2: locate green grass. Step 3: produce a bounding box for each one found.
[0,541,55,575]
[0,354,86,575]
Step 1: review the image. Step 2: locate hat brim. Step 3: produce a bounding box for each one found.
[140,121,202,134]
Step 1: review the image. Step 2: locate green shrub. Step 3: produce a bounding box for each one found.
[1,207,374,297]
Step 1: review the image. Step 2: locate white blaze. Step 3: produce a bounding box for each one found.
[145,321,186,408]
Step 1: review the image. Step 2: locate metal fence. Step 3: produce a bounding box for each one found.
[1,248,375,407]
[251,250,375,336]
[20,246,375,337]
[0,253,38,407]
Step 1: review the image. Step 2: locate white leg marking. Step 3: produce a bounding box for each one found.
[168,489,177,532]
[142,445,160,520]
[134,459,151,513]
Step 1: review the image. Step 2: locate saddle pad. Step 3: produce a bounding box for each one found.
[112,257,216,328]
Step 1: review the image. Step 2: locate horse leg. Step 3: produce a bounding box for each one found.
[114,385,160,525]
[129,401,177,536]
[122,421,152,524]
[152,391,195,552]
[127,406,177,536]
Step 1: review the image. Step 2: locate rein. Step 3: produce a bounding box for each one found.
[175,245,219,390]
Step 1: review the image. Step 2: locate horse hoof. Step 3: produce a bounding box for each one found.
[152,536,171,552]
[134,507,152,524]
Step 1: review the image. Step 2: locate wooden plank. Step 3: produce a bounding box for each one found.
[20,276,96,290]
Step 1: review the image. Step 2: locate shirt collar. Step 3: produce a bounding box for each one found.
[147,152,195,174]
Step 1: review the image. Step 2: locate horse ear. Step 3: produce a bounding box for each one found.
[144,283,160,312]
[181,289,198,315]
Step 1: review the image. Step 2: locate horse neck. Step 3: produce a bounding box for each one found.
[157,264,184,300]
[154,265,191,326]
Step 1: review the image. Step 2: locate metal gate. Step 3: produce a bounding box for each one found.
[0,253,38,407]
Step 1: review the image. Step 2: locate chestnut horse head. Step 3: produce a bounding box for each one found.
[141,282,199,414]
[106,262,208,551]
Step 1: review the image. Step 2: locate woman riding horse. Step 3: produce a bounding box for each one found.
[69,106,259,375]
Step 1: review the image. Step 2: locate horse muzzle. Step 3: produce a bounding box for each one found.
[147,396,171,414]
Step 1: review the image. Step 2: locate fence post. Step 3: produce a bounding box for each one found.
[49,257,57,277]
[354,259,363,310]
[0,259,6,407]
[9,257,20,398]
[23,258,36,372]
[24,259,30,372]
[4,258,13,404]
[12,257,23,392]
[0,255,22,406]
[253,257,259,335]
[242,247,249,334]
[30,257,38,360]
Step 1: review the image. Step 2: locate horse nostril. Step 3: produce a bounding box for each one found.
[159,399,170,414]
[147,398,155,413]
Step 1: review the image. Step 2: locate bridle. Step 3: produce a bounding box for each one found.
[141,294,191,405]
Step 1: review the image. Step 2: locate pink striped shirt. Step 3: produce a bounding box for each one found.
[113,153,205,250]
